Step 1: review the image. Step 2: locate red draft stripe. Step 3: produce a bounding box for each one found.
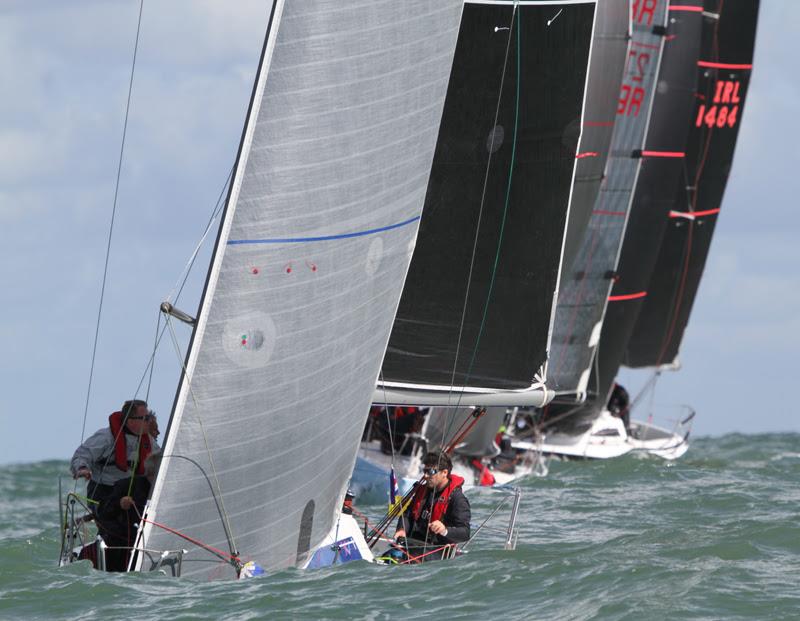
[584,121,614,127]
[669,5,703,11]
[632,41,660,51]
[576,151,599,159]
[669,208,721,219]
[593,209,626,217]
[608,291,647,302]
[642,150,685,158]
[698,60,753,70]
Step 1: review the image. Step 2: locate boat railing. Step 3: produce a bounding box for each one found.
[58,480,185,576]
[461,486,522,552]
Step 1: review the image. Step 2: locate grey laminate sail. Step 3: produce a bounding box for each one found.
[136,0,463,579]
[425,406,508,458]
[548,0,666,396]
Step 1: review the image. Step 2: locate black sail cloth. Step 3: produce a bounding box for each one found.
[382,1,595,393]
[624,0,760,368]
[545,0,704,428]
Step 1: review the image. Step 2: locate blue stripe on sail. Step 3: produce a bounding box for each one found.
[227,215,421,245]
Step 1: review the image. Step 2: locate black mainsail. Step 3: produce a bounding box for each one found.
[379,0,597,406]
[624,0,760,368]
[544,0,704,429]
[578,0,705,407]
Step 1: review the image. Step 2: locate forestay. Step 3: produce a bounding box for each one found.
[379,0,597,407]
[135,0,463,579]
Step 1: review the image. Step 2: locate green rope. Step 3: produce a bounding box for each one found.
[71,493,99,506]
[459,8,522,390]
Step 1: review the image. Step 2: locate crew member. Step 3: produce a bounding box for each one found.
[394,451,470,560]
[71,399,159,511]
[608,382,631,432]
[95,451,161,571]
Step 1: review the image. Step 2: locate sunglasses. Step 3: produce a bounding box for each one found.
[127,410,156,421]
[422,468,439,476]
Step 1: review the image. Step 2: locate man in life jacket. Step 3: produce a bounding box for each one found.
[394,451,471,560]
[94,450,161,571]
[70,399,160,512]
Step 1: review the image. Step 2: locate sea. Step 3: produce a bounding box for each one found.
[1,433,798,621]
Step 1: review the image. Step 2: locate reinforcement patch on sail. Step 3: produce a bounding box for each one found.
[140,0,463,579]
[382,1,596,392]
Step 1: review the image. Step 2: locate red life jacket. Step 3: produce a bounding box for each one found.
[411,474,465,523]
[108,411,151,474]
[471,458,496,487]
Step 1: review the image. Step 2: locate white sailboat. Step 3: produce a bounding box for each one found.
[61,0,466,579]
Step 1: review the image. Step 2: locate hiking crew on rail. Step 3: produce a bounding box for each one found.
[71,399,160,511]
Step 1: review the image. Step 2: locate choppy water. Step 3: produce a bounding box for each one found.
[2,434,799,620]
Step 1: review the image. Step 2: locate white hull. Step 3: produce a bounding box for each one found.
[301,513,374,569]
[515,410,690,461]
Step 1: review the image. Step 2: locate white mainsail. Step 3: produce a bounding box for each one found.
[135,0,463,579]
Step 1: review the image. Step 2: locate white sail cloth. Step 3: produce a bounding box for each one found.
[138,0,463,578]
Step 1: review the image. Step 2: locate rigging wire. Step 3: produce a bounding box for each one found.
[420,5,521,562]
[78,168,232,501]
[78,0,145,447]
[430,4,520,467]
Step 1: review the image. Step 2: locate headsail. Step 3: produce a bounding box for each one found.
[136,0,463,579]
[624,0,760,368]
[378,0,598,407]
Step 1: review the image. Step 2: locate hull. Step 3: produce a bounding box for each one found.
[516,411,691,460]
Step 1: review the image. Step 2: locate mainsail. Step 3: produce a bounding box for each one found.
[624,0,760,368]
[547,0,632,394]
[378,0,598,407]
[577,0,705,406]
[135,0,463,578]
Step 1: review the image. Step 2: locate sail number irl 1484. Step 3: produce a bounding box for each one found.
[695,79,742,129]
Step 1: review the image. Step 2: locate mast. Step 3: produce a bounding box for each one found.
[135,0,464,578]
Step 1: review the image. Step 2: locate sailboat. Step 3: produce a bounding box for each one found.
[353,0,626,498]
[536,0,760,460]
[60,0,467,579]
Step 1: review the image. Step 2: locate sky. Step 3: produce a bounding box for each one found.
[0,1,796,465]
